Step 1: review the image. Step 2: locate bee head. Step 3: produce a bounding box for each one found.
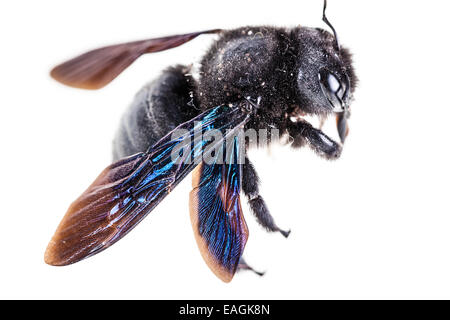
[294,27,357,116]
[289,1,357,146]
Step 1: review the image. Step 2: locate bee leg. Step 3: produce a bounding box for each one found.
[242,157,291,238]
[237,257,265,276]
[288,121,342,159]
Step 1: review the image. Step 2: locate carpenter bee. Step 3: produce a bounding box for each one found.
[45,0,357,282]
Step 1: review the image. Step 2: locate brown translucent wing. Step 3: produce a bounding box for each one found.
[50,29,222,89]
[189,137,248,282]
[45,152,153,265]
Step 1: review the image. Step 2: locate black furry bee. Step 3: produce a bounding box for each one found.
[45,1,357,282]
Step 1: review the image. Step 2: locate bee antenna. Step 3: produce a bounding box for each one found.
[322,0,340,51]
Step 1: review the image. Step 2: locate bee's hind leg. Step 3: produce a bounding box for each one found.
[238,257,265,277]
[242,157,291,238]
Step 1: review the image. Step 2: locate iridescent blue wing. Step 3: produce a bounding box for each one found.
[45,104,249,266]
[190,135,248,282]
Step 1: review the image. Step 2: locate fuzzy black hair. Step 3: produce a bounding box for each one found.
[197,26,357,134]
[198,26,300,131]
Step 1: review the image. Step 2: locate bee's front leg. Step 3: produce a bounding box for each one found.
[288,121,342,159]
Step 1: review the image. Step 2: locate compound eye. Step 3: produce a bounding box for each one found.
[318,68,347,112]
[327,73,340,94]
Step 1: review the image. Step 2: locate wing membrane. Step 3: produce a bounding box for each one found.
[50,29,222,89]
[190,136,248,282]
[45,104,249,266]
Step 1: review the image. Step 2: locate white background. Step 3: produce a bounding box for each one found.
[1,0,449,299]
